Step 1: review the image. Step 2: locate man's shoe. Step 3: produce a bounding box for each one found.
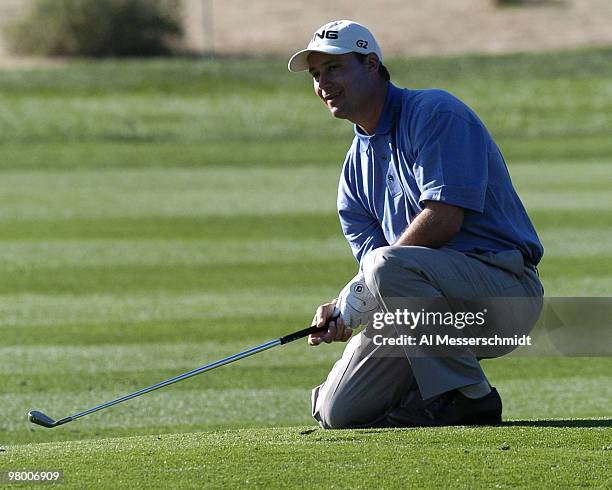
[388,387,502,427]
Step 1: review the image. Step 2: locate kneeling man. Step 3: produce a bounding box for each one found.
[287,20,544,428]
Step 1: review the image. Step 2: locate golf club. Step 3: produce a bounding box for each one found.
[28,309,340,428]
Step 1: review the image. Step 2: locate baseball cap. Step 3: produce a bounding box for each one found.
[288,20,383,72]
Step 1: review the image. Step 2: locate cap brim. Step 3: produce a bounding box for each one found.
[288,46,354,72]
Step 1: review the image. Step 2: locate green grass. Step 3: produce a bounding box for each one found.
[0,48,611,487]
[3,426,611,489]
[0,47,612,165]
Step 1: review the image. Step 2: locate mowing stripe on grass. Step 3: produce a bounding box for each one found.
[6,376,610,433]
[0,167,340,220]
[1,257,607,295]
[3,388,316,432]
[0,261,353,294]
[537,276,612,296]
[0,214,342,240]
[0,164,608,221]
[0,314,338,346]
[2,341,343,375]
[0,290,342,328]
[0,209,610,241]
[0,238,348,268]
[0,228,609,272]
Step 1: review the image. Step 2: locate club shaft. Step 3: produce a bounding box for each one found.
[34,310,339,426]
[70,338,281,421]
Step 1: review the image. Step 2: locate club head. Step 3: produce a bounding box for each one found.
[28,410,58,428]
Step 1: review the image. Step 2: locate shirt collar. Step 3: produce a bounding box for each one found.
[354,82,403,148]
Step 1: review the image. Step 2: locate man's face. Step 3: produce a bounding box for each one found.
[307,52,372,122]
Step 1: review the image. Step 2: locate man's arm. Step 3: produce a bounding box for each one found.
[395,200,464,248]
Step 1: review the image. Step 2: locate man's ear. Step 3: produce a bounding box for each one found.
[366,53,380,73]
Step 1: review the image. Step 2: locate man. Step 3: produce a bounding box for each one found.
[288,20,544,429]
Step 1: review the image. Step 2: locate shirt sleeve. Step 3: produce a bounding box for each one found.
[412,109,488,213]
[338,160,389,264]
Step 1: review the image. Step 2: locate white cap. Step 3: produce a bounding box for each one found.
[288,20,383,72]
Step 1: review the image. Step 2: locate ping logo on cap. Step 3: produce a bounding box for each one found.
[313,30,339,41]
[288,20,383,73]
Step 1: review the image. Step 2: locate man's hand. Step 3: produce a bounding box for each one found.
[308,301,352,346]
[336,272,379,329]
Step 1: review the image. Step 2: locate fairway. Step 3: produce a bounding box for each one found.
[3,427,611,488]
[1,49,611,487]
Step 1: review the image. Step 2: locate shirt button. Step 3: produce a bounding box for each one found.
[382,155,388,160]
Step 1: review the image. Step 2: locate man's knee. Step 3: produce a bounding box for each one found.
[362,246,398,292]
[313,381,382,429]
[313,390,356,429]
[362,246,430,297]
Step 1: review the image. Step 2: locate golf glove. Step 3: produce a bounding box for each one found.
[336,272,380,329]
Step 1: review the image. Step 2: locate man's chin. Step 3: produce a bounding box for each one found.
[329,107,349,120]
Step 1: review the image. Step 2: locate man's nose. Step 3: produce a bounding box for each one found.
[318,73,333,91]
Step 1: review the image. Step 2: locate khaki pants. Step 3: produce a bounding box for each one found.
[312,246,543,429]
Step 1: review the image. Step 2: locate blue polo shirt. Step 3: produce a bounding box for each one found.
[337,82,543,266]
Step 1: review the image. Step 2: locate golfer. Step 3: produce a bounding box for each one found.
[288,20,544,428]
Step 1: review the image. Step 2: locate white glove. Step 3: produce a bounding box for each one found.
[336,272,380,329]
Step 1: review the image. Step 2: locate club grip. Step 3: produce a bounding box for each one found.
[279,308,341,345]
